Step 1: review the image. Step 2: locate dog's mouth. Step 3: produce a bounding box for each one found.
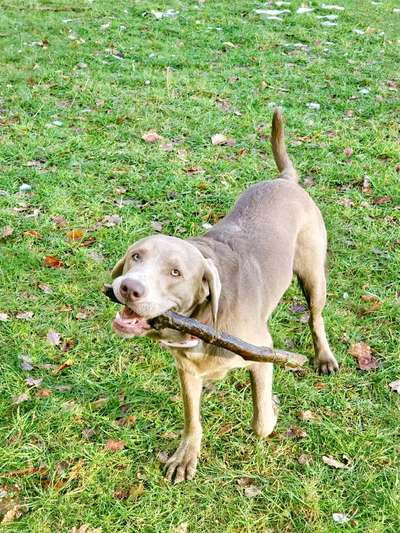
[112,306,152,337]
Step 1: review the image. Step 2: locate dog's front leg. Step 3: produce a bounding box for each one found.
[165,367,203,483]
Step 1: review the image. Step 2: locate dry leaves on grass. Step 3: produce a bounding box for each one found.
[1,226,14,238]
[156,451,169,464]
[343,147,353,158]
[211,133,236,146]
[44,255,63,268]
[142,131,162,143]
[52,358,74,375]
[372,195,392,205]
[16,311,34,320]
[322,455,350,469]
[286,426,308,438]
[12,393,29,405]
[25,377,43,388]
[71,525,102,533]
[105,439,125,452]
[24,230,42,239]
[299,410,320,422]
[50,215,67,228]
[170,522,188,533]
[67,229,84,241]
[46,330,61,346]
[388,380,400,394]
[237,477,262,498]
[349,342,379,371]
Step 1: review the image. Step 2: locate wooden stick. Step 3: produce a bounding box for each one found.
[149,311,308,368]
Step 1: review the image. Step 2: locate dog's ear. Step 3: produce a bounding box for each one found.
[111,256,125,279]
[203,258,221,324]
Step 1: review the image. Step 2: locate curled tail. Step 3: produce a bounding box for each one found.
[271,108,298,183]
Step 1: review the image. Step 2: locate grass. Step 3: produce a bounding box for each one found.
[0,0,399,531]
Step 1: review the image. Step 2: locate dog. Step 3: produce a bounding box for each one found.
[106,109,339,483]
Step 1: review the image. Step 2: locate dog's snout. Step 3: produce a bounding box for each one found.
[120,278,146,300]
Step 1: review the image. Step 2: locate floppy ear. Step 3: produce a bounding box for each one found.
[111,256,125,279]
[203,258,221,324]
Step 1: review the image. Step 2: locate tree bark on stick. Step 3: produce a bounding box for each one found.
[149,310,308,368]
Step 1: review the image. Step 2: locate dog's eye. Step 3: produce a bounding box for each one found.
[170,268,181,277]
[132,253,140,262]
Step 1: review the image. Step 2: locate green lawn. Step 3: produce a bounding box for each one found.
[0,0,399,531]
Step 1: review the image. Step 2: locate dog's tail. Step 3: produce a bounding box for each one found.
[271,108,298,183]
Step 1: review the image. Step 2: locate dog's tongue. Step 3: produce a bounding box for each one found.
[112,306,150,335]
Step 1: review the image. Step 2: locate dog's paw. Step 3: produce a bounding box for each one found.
[165,438,200,483]
[314,355,339,375]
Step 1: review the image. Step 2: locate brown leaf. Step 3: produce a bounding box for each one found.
[142,131,162,143]
[82,428,95,439]
[47,330,61,346]
[1,226,14,238]
[16,311,34,320]
[338,198,354,208]
[373,195,392,205]
[211,133,235,146]
[50,215,67,227]
[79,236,96,247]
[116,415,137,427]
[38,283,52,293]
[67,229,84,241]
[349,342,378,370]
[101,214,122,227]
[105,439,125,452]
[114,487,128,500]
[360,294,380,303]
[36,388,52,398]
[171,523,189,533]
[286,426,308,438]
[299,410,319,422]
[44,255,63,268]
[184,166,204,175]
[71,525,102,533]
[298,454,312,465]
[1,465,47,478]
[160,142,174,151]
[90,397,109,410]
[61,339,76,352]
[322,455,350,469]
[52,358,74,375]
[23,230,42,239]
[343,147,353,158]
[217,423,234,436]
[1,503,22,524]
[388,380,400,394]
[236,476,254,486]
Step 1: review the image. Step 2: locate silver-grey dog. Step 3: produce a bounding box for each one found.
[107,109,339,483]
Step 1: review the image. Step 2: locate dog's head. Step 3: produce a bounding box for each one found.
[105,235,221,343]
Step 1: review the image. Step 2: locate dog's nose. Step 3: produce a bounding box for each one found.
[120,279,146,300]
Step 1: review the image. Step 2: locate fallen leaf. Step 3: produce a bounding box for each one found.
[50,215,67,227]
[217,423,234,436]
[52,358,74,375]
[36,388,52,398]
[349,342,378,371]
[322,455,350,469]
[298,311,310,323]
[71,525,102,533]
[38,283,52,293]
[299,410,319,422]
[360,294,380,303]
[16,311,34,320]
[298,454,312,465]
[151,221,163,232]
[184,166,204,175]
[338,198,354,207]
[0,312,9,321]
[102,214,122,227]
[114,487,128,500]
[343,147,353,158]
[23,230,42,238]
[47,330,61,346]
[62,339,76,352]
[244,484,262,498]
[79,236,96,247]
[142,131,162,143]
[129,482,144,498]
[105,439,125,452]
[12,393,29,405]
[1,465,47,478]
[388,380,400,394]
[44,255,63,268]
[25,377,43,388]
[19,354,33,371]
[1,503,22,524]
[286,426,308,438]
[373,196,392,205]
[170,523,188,533]
[211,133,235,146]
[332,513,351,524]
[90,397,109,410]
[116,415,137,427]
[1,226,14,238]
[82,428,95,439]
[290,303,307,313]
[67,229,84,241]
[362,175,372,194]
[55,384,72,392]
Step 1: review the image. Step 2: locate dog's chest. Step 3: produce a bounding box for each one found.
[171,343,249,380]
